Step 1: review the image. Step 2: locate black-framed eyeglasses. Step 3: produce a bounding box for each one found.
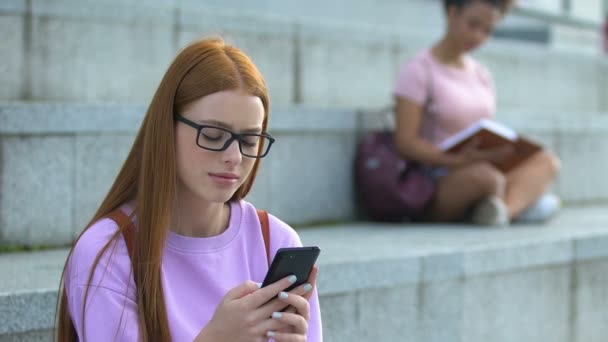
[174,113,275,159]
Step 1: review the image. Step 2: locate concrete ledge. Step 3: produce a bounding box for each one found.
[0,103,359,245]
[0,0,26,14]
[0,8,25,101]
[0,103,145,134]
[0,103,356,134]
[474,40,608,112]
[3,103,608,246]
[178,7,294,35]
[2,206,608,341]
[513,4,603,28]
[177,0,444,35]
[307,207,608,287]
[31,0,174,23]
[0,290,57,334]
[177,11,296,106]
[11,102,602,135]
[2,2,606,110]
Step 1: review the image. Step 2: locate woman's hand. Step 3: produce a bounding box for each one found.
[194,275,301,342]
[270,266,319,341]
[456,138,514,167]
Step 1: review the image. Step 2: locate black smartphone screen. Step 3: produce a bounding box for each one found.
[261,246,321,292]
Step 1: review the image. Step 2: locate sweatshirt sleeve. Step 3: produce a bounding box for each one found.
[65,218,141,341]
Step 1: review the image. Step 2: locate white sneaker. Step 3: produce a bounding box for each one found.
[515,193,561,223]
[471,196,510,227]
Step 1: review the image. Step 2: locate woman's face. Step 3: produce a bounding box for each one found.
[174,89,265,205]
[447,1,502,52]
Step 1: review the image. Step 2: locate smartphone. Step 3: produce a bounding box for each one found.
[261,246,321,292]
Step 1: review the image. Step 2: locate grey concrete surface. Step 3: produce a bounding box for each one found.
[2,206,608,340]
[0,1,605,112]
[4,103,608,245]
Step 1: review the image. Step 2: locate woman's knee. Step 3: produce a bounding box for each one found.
[465,162,506,195]
[528,150,561,178]
[542,150,561,177]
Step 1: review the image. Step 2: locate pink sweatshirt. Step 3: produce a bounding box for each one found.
[65,200,322,341]
[394,49,496,146]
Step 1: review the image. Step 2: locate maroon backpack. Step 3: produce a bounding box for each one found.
[354,129,437,222]
[356,57,439,222]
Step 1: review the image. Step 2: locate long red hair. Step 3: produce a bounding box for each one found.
[55,38,270,341]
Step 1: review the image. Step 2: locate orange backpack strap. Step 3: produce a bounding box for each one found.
[256,209,271,265]
[106,209,137,277]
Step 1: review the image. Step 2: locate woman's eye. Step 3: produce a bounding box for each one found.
[201,129,225,141]
[241,136,260,147]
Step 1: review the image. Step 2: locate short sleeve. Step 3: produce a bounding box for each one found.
[393,55,430,105]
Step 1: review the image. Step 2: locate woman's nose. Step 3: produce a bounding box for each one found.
[222,139,243,164]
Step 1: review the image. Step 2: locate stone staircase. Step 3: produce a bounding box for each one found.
[1,0,608,341]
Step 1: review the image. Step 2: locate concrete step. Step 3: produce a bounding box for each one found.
[0,103,358,246]
[361,108,608,204]
[2,205,608,341]
[1,1,606,111]
[3,103,608,246]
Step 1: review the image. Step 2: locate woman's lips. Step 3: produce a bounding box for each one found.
[209,172,239,186]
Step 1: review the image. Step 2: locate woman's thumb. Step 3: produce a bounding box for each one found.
[224,280,260,301]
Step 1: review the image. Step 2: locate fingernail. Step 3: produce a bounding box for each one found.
[288,275,297,283]
[256,282,262,288]
[272,312,282,319]
[267,331,276,337]
[279,291,288,299]
[303,283,313,292]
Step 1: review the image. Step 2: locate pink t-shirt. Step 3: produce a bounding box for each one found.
[394,49,496,146]
[65,200,323,341]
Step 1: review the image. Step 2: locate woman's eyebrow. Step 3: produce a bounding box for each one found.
[199,119,263,133]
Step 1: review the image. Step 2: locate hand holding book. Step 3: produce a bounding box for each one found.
[440,119,542,172]
[458,137,515,165]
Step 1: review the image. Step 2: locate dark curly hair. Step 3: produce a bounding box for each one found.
[443,0,515,14]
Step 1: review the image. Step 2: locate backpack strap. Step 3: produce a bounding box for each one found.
[256,209,271,265]
[106,208,272,274]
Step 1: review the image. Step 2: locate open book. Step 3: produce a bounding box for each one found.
[438,119,542,172]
